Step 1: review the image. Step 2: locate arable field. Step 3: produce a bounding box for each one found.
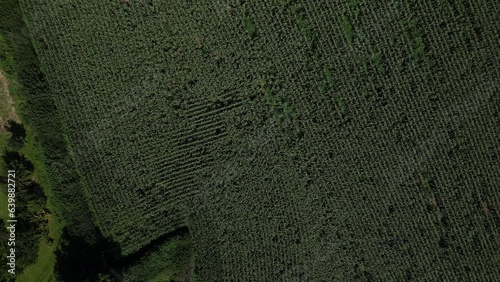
[11,0,500,280]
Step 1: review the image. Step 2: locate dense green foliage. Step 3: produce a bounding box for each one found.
[0,0,120,280]
[0,0,97,242]
[121,233,194,282]
[5,121,26,150]
[14,0,500,281]
[0,122,48,280]
[0,0,93,240]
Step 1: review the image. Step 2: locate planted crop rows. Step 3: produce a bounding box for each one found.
[20,0,500,280]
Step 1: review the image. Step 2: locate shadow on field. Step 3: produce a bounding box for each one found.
[55,226,190,281]
[55,227,121,282]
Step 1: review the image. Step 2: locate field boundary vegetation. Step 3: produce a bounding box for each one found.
[0,30,57,282]
[0,0,109,280]
[1,1,196,280]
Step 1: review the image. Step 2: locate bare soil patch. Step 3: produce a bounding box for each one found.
[0,71,20,133]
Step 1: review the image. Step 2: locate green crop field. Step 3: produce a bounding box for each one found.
[6,0,500,280]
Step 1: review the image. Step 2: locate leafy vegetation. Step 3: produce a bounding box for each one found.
[0,0,112,280]
[0,120,52,281]
[6,0,500,281]
[1,21,59,281]
[121,234,194,282]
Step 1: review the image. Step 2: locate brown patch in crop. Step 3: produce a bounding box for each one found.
[482,201,490,214]
[431,197,438,207]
